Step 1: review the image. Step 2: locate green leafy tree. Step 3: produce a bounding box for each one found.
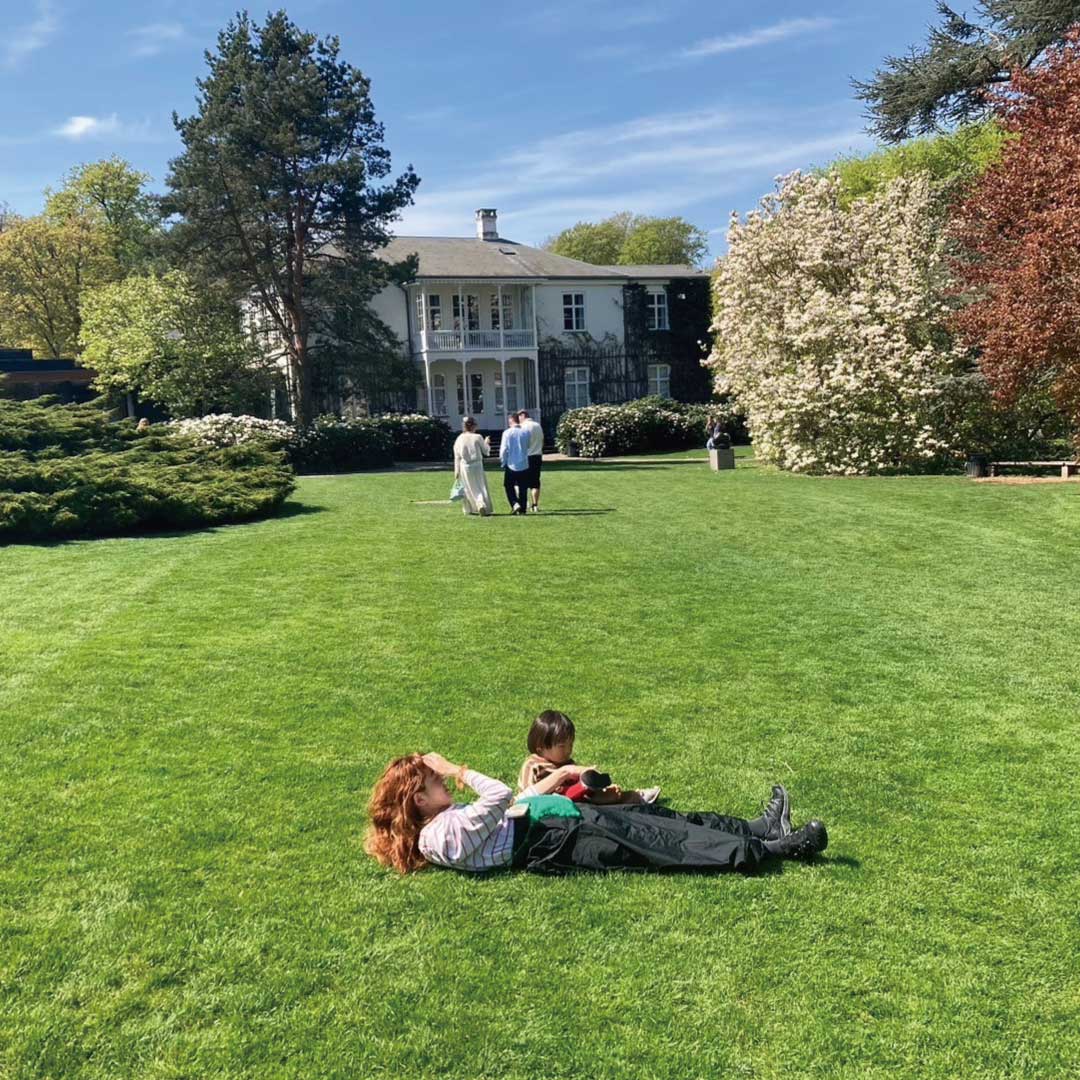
[0,213,117,358]
[855,1,1080,142]
[825,121,1008,206]
[45,158,162,272]
[80,270,273,417]
[545,212,707,267]
[164,10,420,424]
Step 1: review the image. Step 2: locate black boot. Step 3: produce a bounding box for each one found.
[763,820,828,860]
[755,784,791,840]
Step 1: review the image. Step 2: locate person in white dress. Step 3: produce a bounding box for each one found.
[453,416,493,516]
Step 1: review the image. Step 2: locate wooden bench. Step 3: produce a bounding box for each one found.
[989,460,1080,478]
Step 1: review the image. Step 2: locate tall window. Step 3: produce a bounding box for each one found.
[470,371,484,414]
[646,291,669,331]
[563,293,585,332]
[428,294,442,331]
[505,370,519,412]
[452,295,462,331]
[415,291,424,330]
[456,373,465,414]
[565,365,590,409]
[490,294,501,331]
[647,363,671,398]
[431,373,447,416]
[494,369,504,414]
[467,294,480,332]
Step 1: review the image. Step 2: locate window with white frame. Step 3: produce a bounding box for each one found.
[452,295,462,331]
[428,294,442,331]
[646,291,669,331]
[647,363,671,398]
[490,293,501,331]
[415,291,424,331]
[494,369,504,414]
[467,294,480,332]
[456,373,465,414]
[565,365,590,409]
[563,292,585,332]
[505,370,519,412]
[502,293,514,330]
[431,373,447,416]
[470,371,484,413]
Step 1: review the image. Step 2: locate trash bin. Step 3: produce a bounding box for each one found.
[965,455,988,478]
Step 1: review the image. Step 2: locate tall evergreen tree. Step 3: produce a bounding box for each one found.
[854,1,1080,142]
[164,10,420,423]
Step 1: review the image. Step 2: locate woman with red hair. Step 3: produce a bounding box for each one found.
[365,752,828,876]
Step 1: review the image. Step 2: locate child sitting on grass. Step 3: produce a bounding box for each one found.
[517,710,661,805]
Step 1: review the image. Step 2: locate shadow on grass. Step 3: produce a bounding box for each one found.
[3,498,326,549]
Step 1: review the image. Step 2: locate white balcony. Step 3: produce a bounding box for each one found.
[412,283,538,355]
[422,328,536,352]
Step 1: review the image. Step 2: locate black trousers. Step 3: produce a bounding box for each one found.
[513,803,768,875]
[503,468,530,512]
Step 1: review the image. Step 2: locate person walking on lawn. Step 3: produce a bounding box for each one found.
[499,412,531,515]
[519,409,544,513]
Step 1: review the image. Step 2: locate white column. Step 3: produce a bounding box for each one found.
[460,357,468,419]
[423,356,433,417]
[418,289,426,352]
[497,283,504,348]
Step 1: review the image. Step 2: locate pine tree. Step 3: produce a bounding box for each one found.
[164,10,419,423]
[855,1,1080,142]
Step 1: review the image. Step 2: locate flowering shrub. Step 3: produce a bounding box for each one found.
[555,396,726,458]
[285,416,394,474]
[708,171,967,474]
[366,414,453,462]
[168,414,293,450]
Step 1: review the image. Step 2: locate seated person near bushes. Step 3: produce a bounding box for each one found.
[365,752,828,876]
[517,710,660,805]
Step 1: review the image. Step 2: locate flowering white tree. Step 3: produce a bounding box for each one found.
[707,171,966,474]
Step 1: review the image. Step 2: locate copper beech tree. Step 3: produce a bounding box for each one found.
[951,31,1080,447]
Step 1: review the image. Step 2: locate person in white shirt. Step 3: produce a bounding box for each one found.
[452,416,492,516]
[364,752,829,875]
[518,410,544,513]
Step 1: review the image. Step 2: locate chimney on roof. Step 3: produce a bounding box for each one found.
[475,208,498,241]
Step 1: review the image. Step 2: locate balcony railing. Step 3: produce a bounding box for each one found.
[420,328,536,352]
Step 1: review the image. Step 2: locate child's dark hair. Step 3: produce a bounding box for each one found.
[527,710,575,754]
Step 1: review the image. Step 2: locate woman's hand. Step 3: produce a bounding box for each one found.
[422,752,461,777]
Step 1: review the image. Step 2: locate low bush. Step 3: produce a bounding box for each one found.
[0,400,295,543]
[555,396,738,458]
[167,413,452,470]
[367,414,453,462]
[284,416,394,474]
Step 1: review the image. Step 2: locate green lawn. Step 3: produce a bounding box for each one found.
[2,458,1078,1079]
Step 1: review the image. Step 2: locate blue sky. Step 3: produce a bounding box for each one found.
[0,1,942,261]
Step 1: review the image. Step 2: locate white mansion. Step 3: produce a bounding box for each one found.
[367,209,710,433]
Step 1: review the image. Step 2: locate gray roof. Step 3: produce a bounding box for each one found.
[378,236,628,280]
[604,264,710,279]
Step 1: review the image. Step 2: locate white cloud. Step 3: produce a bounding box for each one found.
[396,102,871,249]
[127,22,185,59]
[682,17,838,59]
[4,1,58,69]
[53,115,123,140]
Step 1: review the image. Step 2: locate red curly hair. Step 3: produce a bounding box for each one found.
[364,754,434,874]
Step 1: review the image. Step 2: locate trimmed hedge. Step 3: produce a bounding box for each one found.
[169,413,453,472]
[0,401,295,543]
[555,396,737,458]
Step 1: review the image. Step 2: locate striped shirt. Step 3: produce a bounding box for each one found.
[418,770,518,872]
